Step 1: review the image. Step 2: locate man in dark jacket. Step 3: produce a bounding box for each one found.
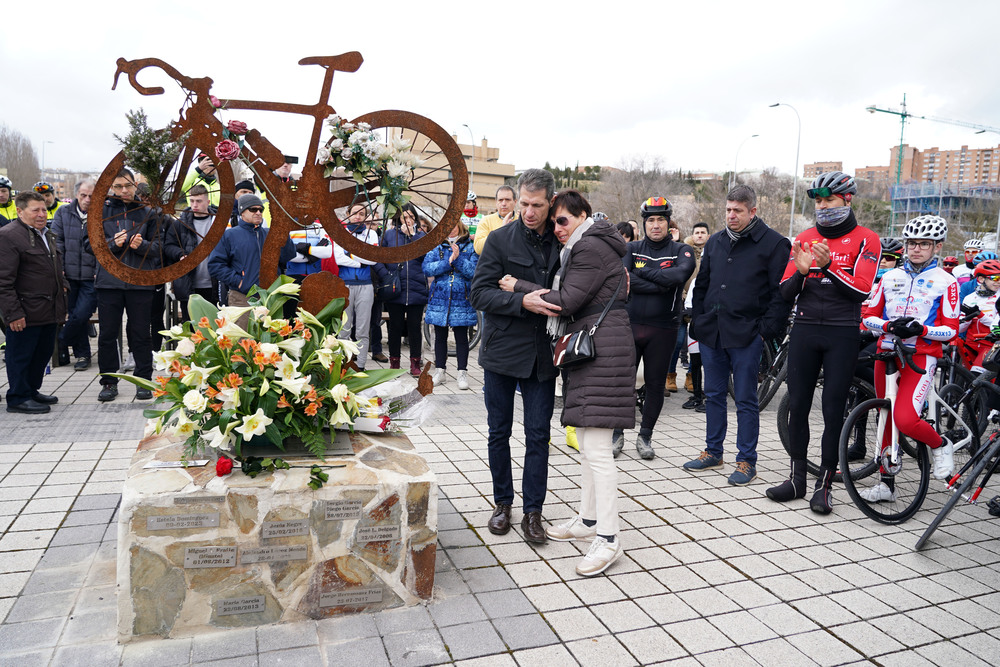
[616,196,696,460]
[164,184,219,321]
[88,169,162,403]
[53,179,97,370]
[0,191,68,413]
[686,185,792,485]
[208,194,294,326]
[469,168,561,544]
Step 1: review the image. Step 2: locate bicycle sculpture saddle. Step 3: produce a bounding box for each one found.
[298,53,363,72]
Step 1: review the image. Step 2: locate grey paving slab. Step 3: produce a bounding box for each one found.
[439,619,506,660]
[258,644,323,666]
[382,628,449,667]
[323,636,390,667]
[49,641,122,667]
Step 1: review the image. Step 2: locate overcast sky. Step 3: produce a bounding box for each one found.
[5,0,1000,182]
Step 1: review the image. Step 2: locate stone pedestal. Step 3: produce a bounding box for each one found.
[117,431,437,642]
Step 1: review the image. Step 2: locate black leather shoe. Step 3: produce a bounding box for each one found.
[521,511,548,544]
[135,388,153,400]
[98,385,118,402]
[33,393,58,404]
[74,357,91,371]
[487,504,512,535]
[7,399,50,414]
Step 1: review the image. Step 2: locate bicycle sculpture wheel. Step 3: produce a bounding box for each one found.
[88,53,468,301]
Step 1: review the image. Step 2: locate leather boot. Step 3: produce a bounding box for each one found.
[389,356,401,369]
[409,357,422,377]
[666,373,677,393]
[685,373,694,393]
[810,467,836,515]
[766,459,807,502]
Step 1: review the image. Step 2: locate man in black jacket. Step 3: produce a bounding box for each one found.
[686,185,792,486]
[53,179,97,370]
[470,168,561,544]
[163,184,219,320]
[87,169,162,403]
[616,197,696,460]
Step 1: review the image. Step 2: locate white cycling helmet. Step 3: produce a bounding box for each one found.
[466,190,477,202]
[0,176,12,191]
[965,238,985,251]
[902,215,947,242]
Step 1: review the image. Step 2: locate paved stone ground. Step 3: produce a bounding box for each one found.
[2,346,1000,666]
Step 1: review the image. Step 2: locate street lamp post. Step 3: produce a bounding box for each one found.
[461,123,474,196]
[730,134,759,190]
[41,140,55,171]
[770,103,801,237]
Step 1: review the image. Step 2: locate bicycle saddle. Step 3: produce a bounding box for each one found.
[298,53,363,72]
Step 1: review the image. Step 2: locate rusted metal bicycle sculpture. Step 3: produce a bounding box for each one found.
[87,52,468,304]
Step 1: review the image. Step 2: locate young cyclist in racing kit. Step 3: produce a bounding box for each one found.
[953,238,984,285]
[958,259,1000,372]
[876,238,903,283]
[862,214,960,499]
[767,172,880,514]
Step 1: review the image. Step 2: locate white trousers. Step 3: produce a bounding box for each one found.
[577,426,620,537]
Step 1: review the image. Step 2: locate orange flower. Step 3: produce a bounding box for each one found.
[153,389,168,398]
[277,394,292,409]
[293,319,305,331]
[156,376,171,388]
[304,403,319,416]
[277,324,292,337]
[191,331,205,344]
[253,353,266,370]
[206,386,219,398]
[302,329,312,340]
[198,317,211,329]
[215,317,226,328]
[239,338,256,354]
[304,388,318,403]
[216,336,233,350]
[209,402,223,412]
[169,360,184,375]
[231,354,245,364]
[225,373,243,388]
[265,352,281,366]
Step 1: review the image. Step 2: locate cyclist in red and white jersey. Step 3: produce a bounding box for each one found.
[959,259,1000,372]
[862,215,960,496]
[952,238,984,284]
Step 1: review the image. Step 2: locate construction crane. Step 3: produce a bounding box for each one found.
[866,94,1000,185]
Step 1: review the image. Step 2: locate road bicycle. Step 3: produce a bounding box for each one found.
[838,338,980,524]
[915,408,1000,549]
[87,53,467,291]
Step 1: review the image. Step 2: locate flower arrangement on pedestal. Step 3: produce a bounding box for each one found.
[111,277,406,463]
[316,115,424,219]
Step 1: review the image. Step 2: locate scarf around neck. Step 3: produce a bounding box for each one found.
[547,217,594,338]
[725,216,758,245]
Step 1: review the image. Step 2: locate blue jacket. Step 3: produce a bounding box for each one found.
[208,220,294,294]
[373,227,429,306]
[423,239,479,327]
[335,223,378,285]
[53,200,96,282]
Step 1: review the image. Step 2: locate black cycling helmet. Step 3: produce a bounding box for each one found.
[640,196,672,220]
[880,237,903,259]
[807,171,857,199]
[33,181,54,194]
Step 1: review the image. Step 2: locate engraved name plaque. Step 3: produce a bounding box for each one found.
[147,513,220,531]
[216,596,265,616]
[184,546,237,568]
[319,586,383,607]
[240,545,309,564]
[325,499,364,521]
[356,525,401,542]
[261,519,309,539]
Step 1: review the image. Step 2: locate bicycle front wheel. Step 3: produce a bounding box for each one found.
[840,398,931,524]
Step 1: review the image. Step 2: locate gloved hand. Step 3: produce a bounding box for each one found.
[295,243,311,256]
[316,238,331,246]
[886,316,925,338]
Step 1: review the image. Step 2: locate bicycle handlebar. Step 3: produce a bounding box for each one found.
[859,338,926,375]
[113,57,212,98]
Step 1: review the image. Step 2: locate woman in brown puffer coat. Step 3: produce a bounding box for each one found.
[499,189,634,577]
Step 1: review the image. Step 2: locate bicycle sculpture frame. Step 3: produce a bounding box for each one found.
[87,53,468,309]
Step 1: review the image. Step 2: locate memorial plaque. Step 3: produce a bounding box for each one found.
[262,519,310,539]
[147,513,220,531]
[356,525,401,542]
[325,499,364,521]
[174,495,225,505]
[184,546,237,568]
[143,459,210,469]
[216,596,265,616]
[240,545,308,564]
[320,586,383,607]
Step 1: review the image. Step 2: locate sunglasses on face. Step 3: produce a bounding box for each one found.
[247,207,264,213]
[555,216,572,226]
[806,187,834,199]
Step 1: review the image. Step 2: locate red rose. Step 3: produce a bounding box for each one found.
[216,456,233,476]
[227,120,248,135]
[210,95,222,108]
[215,139,240,161]
[379,415,391,431]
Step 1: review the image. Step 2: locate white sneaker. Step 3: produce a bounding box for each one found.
[932,438,955,480]
[431,369,446,386]
[121,352,135,371]
[457,370,469,390]
[576,536,623,576]
[545,516,597,542]
[859,482,896,502]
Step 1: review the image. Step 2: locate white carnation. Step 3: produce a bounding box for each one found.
[182,389,208,413]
